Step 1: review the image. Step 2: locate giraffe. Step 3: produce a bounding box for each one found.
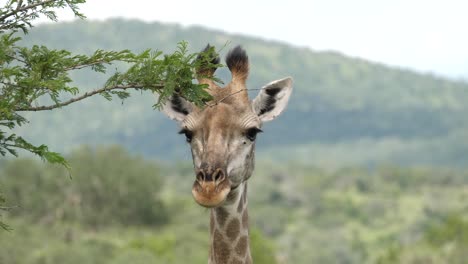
[161,45,293,264]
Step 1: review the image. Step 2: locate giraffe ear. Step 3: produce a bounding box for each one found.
[160,94,195,123]
[252,77,293,122]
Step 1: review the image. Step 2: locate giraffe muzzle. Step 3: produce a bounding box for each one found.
[192,168,231,208]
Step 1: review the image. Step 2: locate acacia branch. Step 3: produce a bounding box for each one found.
[63,60,110,71]
[63,58,137,71]
[0,0,56,22]
[15,84,164,111]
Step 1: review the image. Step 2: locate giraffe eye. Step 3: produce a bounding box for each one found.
[245,128,262,141]
[178,129,193,143]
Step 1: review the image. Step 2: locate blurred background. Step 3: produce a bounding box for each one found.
[1,0,468,263]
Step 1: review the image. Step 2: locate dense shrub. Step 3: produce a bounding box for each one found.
[0,145,168,227]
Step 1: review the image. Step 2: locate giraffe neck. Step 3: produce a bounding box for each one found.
[209,182,252,264]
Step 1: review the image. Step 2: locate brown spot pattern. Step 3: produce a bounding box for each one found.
[214,229,223,244]
[230,257,245,264]
[235,236,248,257]
[226,187,239,204]
[213,229,231,263]
[226,218,240,241]
[215,207,229,227]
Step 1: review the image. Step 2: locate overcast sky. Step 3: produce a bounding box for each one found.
[36,0,467,79]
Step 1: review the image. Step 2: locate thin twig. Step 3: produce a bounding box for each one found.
[5,53,27,65]
[63,58,137,71]
[15,84,164,111]
[63,60,109,71]
[206,88,262,107]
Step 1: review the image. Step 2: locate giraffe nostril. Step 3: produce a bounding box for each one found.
[213,169,225,182]
[196,168,225,183]
[196,171,205,182]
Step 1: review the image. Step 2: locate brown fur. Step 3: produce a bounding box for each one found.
[208,183,253,264]
[226,218,241,241]
[213,229,231,263]
[235,236,249,256]
[231,258,245,264]
[215,207,229,228]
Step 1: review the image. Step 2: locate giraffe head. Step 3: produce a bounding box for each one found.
[162,45,292,208]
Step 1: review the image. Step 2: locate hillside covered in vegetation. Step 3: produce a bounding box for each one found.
[1,146,467,263]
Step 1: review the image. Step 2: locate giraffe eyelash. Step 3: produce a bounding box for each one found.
[178,129,193,143]
[245,128,262,141]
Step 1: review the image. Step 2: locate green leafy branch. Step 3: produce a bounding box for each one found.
[0,5,223,164]
[0,0,85,33]
[0,37,220,163]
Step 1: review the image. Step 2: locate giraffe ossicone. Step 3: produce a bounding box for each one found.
[161,44,293,264]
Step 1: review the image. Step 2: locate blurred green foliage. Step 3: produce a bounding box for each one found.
[377,214,468,264]
[1,145,468,263]
[250,228,278,263]
[1,145,167,227]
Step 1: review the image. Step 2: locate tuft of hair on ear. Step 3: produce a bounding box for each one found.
[226,45,249,81]
[196,44,220,77]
